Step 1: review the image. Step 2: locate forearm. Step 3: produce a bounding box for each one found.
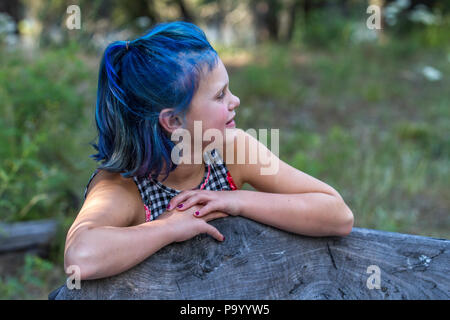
[64,219,176,280]
[236,190,353,237]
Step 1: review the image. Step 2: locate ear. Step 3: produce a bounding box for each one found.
[159,108,183,136]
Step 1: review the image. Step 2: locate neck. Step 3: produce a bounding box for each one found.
[156,147,206,185]
[159,162,205,183]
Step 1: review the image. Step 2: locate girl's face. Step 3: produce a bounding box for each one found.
[184,57,240,148]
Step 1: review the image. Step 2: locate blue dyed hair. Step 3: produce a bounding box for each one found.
[90,21,219,180]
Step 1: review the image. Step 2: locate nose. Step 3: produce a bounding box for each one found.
[229,93,240,111]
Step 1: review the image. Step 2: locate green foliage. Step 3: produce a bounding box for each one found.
[0,44,97,223]
[283,130,323,178]
[230,44,296,104]
[282,121,448,236]
[300,7,355,49]
[0,254,64,299]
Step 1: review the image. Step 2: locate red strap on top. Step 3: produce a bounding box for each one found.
[144,204,151,222]
[226,171,238,190]
[199,165,211,190]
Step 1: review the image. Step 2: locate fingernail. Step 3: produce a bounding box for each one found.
[177,203,183,208]
[167,204,171,209]
[222,236,226,241]
[195,211,199,216]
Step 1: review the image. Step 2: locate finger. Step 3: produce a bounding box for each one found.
[203,224,225,242]
[167,191,195,210]
[180,195,207,211]
[202,212,229,222]
[194,202,221,217]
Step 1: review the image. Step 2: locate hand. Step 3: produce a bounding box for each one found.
[156,204,228,243]
[166,190,241,218]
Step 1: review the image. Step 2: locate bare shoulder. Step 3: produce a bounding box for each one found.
[225,129,342,197]
[69,169,145,238]
[221,128,248,190]
[85,169,140,205]
[85,169,136,200]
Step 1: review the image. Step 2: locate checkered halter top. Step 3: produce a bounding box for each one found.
[83,148,238,222]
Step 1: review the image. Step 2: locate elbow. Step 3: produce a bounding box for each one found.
[64,241,97,280]
[333,203,354,237]
[337,209,355,237]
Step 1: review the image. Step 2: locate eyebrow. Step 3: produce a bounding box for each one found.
[214,81,229,97]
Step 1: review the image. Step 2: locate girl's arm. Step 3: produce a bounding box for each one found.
[65,221,176,281]
[234,190,352,237]
[232,129,354,237]
[64,170,177,280]
[65,170,226,280]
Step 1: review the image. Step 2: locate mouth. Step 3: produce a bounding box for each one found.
[226,117,235,127]
[226,114,235,125]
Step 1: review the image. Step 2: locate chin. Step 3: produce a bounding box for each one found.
[224,127,238,143]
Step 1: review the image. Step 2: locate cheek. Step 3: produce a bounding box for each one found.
[202,104,228,129]
[218,106,229,122]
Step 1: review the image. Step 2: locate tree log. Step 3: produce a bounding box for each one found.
[50,216,449,300]
[0,219,57,253]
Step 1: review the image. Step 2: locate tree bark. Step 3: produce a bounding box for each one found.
[50,216,449,300]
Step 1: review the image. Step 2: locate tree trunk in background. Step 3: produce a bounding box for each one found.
[123,0,161,24]
[284,0,302,43]
[301,0,313,26]
[266,0,281,41]
[213,0,227,42]
[95,0,115,20]
[174,0,196,23]
[250,0,283,42]
[0,0,22,28]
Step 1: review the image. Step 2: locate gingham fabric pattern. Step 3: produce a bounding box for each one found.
[83,148,238,222]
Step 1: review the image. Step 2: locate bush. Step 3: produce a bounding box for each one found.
[0,43,97,223]
[301,7,354,49]
[0,254,63,299]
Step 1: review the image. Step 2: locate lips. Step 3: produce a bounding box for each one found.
[226,119,236,127]
[226,114,235,124]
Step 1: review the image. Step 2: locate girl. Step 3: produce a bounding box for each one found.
[64,21,354,281]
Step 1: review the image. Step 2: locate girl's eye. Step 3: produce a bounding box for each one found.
[217,90,225,100]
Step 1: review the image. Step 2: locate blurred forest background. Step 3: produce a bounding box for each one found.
[0,0,448,299]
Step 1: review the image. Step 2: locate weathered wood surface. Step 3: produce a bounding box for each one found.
[51,216,449,300]
[0,219,57,253]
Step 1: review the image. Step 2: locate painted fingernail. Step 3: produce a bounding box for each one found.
[177,203,183,208]
[167,204,171,209]
[195,211,199,216]
[222,236,226,241]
